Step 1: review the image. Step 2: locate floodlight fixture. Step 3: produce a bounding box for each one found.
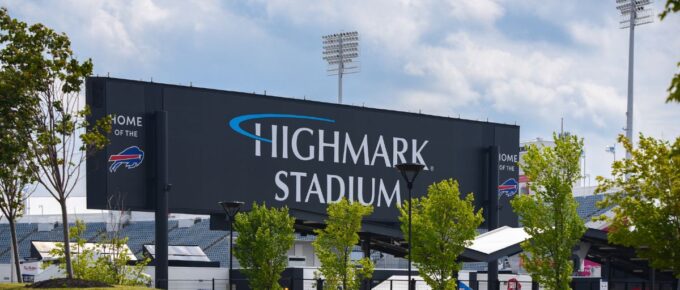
[605,145,616,161]
[616,0,653,165]
[617,0,654,28]
[322,31,360,104]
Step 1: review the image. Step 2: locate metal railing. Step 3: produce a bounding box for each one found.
[155,278,533,290]
[570,280,677,290]
[157,277,679,290]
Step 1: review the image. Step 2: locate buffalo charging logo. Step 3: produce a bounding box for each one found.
[229,113,430,208]
[108,146,145,173]
[498,178,518,198]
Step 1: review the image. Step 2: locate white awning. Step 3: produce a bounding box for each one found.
[459,226,531,262]
[468,226,530,255]
[144,245,211,262]
[31,241,137,261]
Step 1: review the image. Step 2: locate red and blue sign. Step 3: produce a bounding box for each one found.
[108,146,145,173]
[498,178,518,197]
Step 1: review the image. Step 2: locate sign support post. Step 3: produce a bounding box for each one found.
[487,145,499,290]
[155,111,170,289]
[361,234,371,290]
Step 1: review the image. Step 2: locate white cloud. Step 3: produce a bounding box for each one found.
[395,29,627,129]
[3,0,276,73]
[447,0,504,25]
[2,0,678,181]
[251,0,435,56]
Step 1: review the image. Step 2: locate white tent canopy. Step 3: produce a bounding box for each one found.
[461,226,531,262]
[31,241,137,261]
[144,245,211,262]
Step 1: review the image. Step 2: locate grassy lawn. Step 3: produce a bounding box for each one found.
[0,284,151,290]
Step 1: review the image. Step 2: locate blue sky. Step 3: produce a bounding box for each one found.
[3,0,679,195]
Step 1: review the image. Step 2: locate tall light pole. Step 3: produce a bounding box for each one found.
[606,145,616,162]
[219,201,244,290]
[616,0,653,160]
[395,163,425,290]
[322,31,360,104]
[581,150,587,187]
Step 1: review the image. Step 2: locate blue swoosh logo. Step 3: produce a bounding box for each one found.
[229,113,335,143]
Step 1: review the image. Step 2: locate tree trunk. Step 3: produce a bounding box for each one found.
[8,218,23,283]
[60,200,74,278]
[343,249,348,290]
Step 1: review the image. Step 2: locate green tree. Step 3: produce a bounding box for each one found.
[511,133,586,290]
[45,219,151,286]
[595,134,679,278]
[0,8,110,278]
[660,0,680,19]
[313,198,374,290]
[0,11,40,282]
[0,70,36,283]
[0,158,33,283]
[44,220,98,278]
[660,0,680,103]
[399,179,484,290]
[666,62,680,103]
[233,202,295,290]
[99,201,151,286]
[96,233,151,286]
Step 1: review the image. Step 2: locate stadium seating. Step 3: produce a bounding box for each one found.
[574,195,608,220]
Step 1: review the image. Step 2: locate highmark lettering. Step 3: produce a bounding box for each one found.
[229,113,431,208]
[252,123,429,166]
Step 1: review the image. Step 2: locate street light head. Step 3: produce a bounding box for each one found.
[395,163,425,184]
[219,201,244,219]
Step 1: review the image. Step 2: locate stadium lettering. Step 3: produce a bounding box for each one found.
[254,124,429,169]
[111,114,143,127]
[273,170,401,207]
[498,153,519,163]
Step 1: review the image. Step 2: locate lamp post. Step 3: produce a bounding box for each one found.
[219,201,244,290]
[395,163,425,290]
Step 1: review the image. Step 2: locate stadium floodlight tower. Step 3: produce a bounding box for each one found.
[616,0,653,161]
[322,31,360,104]
[606,145,616,161]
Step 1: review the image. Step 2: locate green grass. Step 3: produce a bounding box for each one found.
[0,284,151,290]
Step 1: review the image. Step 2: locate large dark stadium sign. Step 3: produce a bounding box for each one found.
[86,77,519,228]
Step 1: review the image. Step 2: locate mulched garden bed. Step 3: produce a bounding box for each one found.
[27,278,113,288]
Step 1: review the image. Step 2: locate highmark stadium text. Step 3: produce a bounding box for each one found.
[87,77,519,227]
[238,119,430,207]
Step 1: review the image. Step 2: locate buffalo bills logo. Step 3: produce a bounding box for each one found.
[498,178,518,197]
[108,146,144,173]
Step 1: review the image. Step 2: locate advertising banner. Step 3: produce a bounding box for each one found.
[87,78,519,228]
